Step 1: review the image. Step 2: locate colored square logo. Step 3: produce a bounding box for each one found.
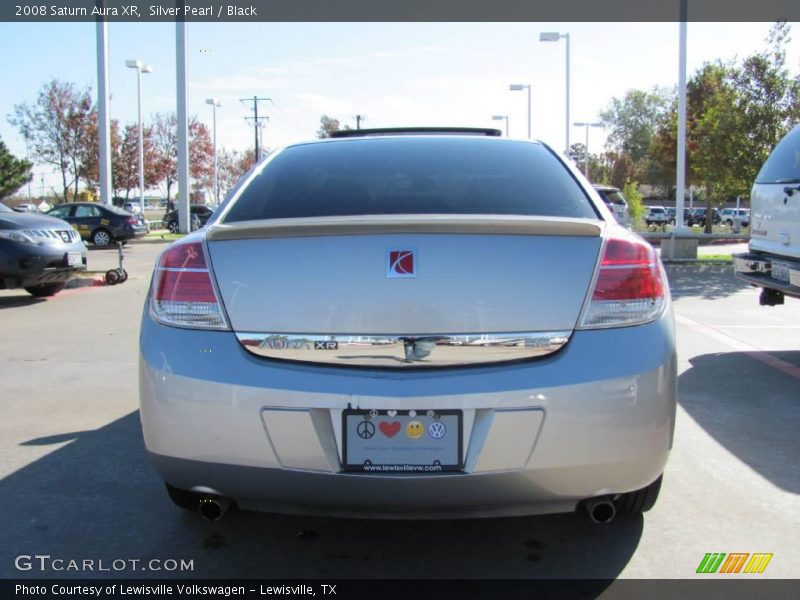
[387,249,417,278]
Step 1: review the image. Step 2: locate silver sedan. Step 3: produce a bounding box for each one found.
[139,129,676,523]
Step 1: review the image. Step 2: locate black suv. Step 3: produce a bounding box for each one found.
[162,204,214,233]
[0,202,87,296]
[686,208,721,227]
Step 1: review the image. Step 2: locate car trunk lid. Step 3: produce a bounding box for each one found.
[204,215,603,367]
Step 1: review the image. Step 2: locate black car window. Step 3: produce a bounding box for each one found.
[75,205,100,218]
[48,205,72,218]
[599,190,627,205]
[224,137,596,222]
[105,205,130,216]
[755,124,800,184]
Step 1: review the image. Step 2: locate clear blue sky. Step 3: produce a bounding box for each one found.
[1,21,797,194]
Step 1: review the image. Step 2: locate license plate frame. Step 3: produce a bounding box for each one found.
[342,409,463,473]
[771,261,790,283]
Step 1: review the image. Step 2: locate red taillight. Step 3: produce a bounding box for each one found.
[600,238,653,266]
[150,240,228,329]
[126,216,137,225]
[580,235,667,328]
[154,270,218,303]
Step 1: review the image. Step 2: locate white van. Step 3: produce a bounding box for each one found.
[733,124,800,305]
[592,185,632,227]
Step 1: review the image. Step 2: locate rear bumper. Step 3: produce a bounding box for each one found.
[733,251,800,299]
[117,225,148,241]
[148,452,669,519]
[139,310,676,517]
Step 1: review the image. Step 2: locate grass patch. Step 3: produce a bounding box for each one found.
[696,254,733,262]
[144,231,185,241]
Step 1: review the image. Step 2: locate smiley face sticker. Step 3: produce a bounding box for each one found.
[406,420,424,439]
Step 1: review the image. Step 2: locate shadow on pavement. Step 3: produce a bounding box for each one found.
[678,352,800,494]
[0,411,643,581]
[0,295,46,309]
[665,264,749,300]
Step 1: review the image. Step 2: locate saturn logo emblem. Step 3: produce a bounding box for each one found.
[387,249,417,278]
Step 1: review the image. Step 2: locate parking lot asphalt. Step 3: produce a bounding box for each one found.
[0,241,798,580]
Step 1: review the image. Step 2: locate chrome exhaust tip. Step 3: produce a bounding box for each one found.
[584,496,616,524]
[198,496,232,522]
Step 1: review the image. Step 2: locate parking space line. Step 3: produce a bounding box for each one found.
[675,313,800,381]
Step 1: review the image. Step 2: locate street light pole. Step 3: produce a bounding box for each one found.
[205,98,221,204]
[676,2,689,233]
[573,121,602,177]
[491,115,509,137]
[126,59,153,213]
[540,31,571,155]
[508,84,531,138]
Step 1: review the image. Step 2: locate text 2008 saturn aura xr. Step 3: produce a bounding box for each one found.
[139,128,675,524]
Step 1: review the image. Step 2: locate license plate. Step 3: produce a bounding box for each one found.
[342,409,462,472]
[771,261,790,283]
[67,253,82,267]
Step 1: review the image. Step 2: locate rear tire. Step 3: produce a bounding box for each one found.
[92,229,113,246]
[615,475,662,516]
[25,283,66,297]
[168,221,179,234]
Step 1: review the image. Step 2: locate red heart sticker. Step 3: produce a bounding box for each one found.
[378,421,401,438]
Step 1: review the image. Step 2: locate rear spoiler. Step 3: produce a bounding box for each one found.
[330,127,502,138]
[206,215,603,241]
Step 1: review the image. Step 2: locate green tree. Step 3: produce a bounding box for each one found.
[569,142,588,175]
[0,138,32,200]
[651,22,800,231]
[316,115,351,138]
[608,152,635,190]
[623,180,645,225]
[730,21,800,190]
[600,87,672,165]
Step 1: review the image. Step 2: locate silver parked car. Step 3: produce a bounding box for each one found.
[140,128,676,523]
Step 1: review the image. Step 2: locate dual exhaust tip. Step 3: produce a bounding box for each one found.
[584,496,616,524]
[198,496,232,522]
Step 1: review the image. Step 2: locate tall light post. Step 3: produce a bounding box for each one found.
[573,121,603,178]
[125,59,153,213]
[508,84,531,138]
[491,115,509,137]
[539,31,570,155]
[205,98,222,204]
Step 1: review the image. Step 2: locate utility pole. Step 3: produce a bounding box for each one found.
[355,114,366,130]
[240,96,271,163]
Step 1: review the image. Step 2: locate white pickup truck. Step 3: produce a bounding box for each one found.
[734,124,800,305]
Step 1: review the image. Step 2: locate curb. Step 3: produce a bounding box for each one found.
[663,262,734,272]
[130,236,176,245]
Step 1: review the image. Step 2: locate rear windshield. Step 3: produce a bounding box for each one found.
[598,190,627,205]
[223,137,596,222]
[106,205,131,216]
[755,123,800,184]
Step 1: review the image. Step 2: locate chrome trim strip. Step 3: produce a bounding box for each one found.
[207,215,603,242]
[236,331,572,368]
[23,229,80,244]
